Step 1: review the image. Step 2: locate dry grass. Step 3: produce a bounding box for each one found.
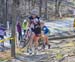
[0,48,25,62]
[0,51,11,61]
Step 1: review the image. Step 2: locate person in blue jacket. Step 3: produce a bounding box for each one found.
[0,24,6,52]
[41,22,50,49]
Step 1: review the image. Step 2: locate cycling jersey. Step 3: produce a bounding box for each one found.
[29,16,41,36]
[22,22,28,30]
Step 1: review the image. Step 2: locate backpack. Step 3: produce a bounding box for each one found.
[42,26,50,34]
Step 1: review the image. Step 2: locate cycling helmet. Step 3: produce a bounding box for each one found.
[31,9,38,15]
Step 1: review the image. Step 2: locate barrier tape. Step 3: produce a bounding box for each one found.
[0,37,14,43]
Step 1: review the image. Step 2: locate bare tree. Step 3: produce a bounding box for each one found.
[32,0,36,9]
[28,0,31,13]
[44,0,48,20]
[11,0,20,58]
[55,0,63,17]
[0,0,6,24]
[39,0,42,17]
[24,0,26,15]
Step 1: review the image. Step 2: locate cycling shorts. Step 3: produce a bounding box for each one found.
[31,27,41,37]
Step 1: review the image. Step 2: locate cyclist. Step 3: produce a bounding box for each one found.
[27,9,42,54]
[41,22,50,49]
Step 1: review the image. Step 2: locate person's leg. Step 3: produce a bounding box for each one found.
[19,31,22,41]
[42,34,46,49]
[18,32,20,40]
[28,32,35,48]
[27,32,35,54]
[42,35,50,49]
[33,35,40,54]
[0,36,4,51]
[45,35,50,49]
[34,35,40,49]
[20,32,22,40]
[1,36,4,47]
[45,35,48,45]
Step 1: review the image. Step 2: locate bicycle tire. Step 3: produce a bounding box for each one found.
[22,29,32,48]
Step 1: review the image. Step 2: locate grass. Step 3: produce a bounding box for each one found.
[16,46,27,54]
[0,51,11,62]
[56,53,63,60]
[0,58,10,62]
[0,46,26,62]
[0,41,75,62]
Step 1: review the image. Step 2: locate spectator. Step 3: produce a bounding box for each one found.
[17,21,22,41]
[22,19,28,35]
[0,24,6,52]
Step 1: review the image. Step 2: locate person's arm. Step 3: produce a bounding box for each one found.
[27,18,31,27]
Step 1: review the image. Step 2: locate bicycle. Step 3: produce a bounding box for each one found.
[27,34,50,55]
[19,28,32,48]
[20,28,50,55]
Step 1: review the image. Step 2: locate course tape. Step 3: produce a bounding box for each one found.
[0,37,14,42]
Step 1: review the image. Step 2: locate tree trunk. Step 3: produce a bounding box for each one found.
[5,0,8,25]
[58,0,63,17]
[55,0,63,17]
[1,0,6,25]
[44,0,48,20]
[39,0,42,17]
[24,0,26,16]
[32,0,35,9]
[29,0,31,13]
[55,0,59,17]
[11,0,17,58]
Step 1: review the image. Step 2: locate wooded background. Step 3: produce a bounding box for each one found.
[0,0,75,24]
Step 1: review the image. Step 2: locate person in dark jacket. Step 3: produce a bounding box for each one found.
[17,21,22,41]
